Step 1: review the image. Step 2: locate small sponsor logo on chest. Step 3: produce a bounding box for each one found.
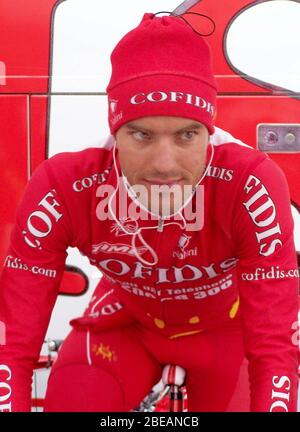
[92,241,147,257]
[173,234,198,259]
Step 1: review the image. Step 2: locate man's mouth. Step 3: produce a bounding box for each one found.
[142,178,183,187]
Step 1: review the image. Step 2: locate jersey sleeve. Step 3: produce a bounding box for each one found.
[233,156,299,412]
[0,158,73,411]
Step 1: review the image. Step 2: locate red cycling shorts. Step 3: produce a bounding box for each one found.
[44,316,248,412]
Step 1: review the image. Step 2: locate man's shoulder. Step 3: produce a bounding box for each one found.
[47,140,114,174]
[40,138,115,198]
[43,137,114,185]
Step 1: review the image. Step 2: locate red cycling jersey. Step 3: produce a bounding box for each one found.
[0,128,299,411]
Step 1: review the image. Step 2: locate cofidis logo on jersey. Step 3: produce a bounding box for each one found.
[22,189,63,250]
[243,174,282,256]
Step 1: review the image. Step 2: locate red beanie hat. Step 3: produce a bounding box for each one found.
[106,12,217,135]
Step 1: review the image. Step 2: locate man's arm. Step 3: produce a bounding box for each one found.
[233,156,299,412]
[0,158,72,411]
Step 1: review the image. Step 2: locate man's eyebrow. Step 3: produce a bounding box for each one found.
[176,123,204,132]
[125,122,203,133]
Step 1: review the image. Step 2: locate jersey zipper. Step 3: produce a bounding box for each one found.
[157,217,164,232]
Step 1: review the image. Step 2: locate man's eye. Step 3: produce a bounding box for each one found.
[132,131,150,140]
[181,131,198,140]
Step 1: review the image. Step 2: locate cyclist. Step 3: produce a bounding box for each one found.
[0,12,299,412]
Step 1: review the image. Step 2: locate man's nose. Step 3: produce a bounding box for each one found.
[151,139,177,173]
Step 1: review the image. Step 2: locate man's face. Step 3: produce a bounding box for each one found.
[114,116,209,216]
